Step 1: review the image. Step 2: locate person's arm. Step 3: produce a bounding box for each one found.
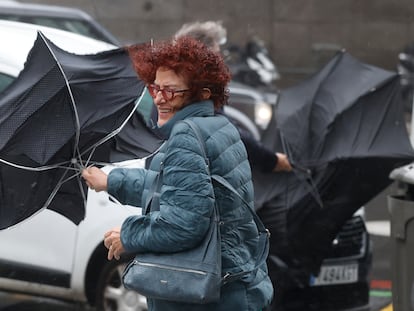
[120,122,214,254]
[240,132,292,173]
[241,133,277,172]
[82,166,147,207]
[107,167,147,207]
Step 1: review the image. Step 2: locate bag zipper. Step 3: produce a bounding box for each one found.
[133,260,208,275]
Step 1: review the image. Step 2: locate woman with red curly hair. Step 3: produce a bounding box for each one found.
[82,37,273,311]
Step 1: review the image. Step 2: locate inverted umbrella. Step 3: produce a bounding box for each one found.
[255,50,414,275]
[0,32,163,229]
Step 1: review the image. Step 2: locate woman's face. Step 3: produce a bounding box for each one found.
[149,67,190,126]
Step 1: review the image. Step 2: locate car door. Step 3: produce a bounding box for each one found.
[0,209,78,288]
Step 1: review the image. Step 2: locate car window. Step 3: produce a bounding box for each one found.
[0,14,115,44]
[0,72,14,93]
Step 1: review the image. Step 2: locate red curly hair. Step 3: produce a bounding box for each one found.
[127,36,231,109]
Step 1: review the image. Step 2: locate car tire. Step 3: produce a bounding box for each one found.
[95,259,148,311]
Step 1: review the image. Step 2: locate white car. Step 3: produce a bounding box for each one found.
[0,0,121,46]
[0,20,147,310]
[0,19,115,92]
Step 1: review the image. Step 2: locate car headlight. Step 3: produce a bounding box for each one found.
[255,102,272,130]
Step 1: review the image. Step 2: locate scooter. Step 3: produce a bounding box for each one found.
[223,37,280,91]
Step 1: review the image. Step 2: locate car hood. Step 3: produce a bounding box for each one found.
[0,20,116,76]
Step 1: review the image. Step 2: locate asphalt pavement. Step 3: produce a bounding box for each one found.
[0,289,393,310]
[0,293,93,310]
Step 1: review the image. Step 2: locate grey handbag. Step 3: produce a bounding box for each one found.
[121,119,269,304]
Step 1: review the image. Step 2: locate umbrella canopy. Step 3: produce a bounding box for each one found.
[255,50,414,274]
[0,32,162,229]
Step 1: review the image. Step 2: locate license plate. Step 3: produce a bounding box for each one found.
[310,263,358,286]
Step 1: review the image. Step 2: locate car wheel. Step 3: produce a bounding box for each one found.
[96,259,148,311]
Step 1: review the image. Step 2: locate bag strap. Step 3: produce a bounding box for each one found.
[143,121,211,215]
[143,164,163,214]
[182,119,270,284]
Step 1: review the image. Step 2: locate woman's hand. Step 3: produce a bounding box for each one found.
[104,227,126,260]
[81,166,108,192]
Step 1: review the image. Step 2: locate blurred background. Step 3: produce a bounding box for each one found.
[17,0,414,88]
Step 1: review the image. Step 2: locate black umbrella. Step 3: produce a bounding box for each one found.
[255,50,414,275]
[0,32,162,229]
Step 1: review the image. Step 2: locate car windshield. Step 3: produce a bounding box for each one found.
[0,14,114,44]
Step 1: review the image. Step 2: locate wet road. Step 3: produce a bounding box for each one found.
[0,293,88,310]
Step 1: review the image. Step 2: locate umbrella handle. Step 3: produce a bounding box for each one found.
[291,163,324,209]
[280,132,308,172]
[279,132,323,208]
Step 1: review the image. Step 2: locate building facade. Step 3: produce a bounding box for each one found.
[21,0,414,87]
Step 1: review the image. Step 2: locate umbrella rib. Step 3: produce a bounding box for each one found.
[40,164,86,213]
[42,165,73,209]
[0,157,73,172]
[76,171,88,209]
[38,32,83,167]
[80,90,145,167]
[83,140,167,168]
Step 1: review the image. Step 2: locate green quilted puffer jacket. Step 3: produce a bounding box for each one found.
[107,100,273,311]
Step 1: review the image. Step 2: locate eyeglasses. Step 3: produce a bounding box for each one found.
[147,84,190,101]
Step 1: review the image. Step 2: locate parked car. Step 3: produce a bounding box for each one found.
[260,205,371,311]
[0,19,115,92]
[307,209,372,311]
[0,0,121,46]
[0,161,148,311]
[0,20,147,311]
[283,209,372,311]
